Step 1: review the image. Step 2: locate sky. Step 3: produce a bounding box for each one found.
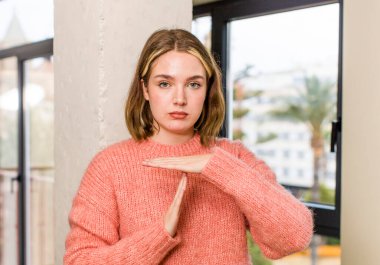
[0,0,53,46]
[193,4,340,79]
[229,4,340,76]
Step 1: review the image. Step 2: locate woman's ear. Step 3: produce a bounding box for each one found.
[141,79,149,101]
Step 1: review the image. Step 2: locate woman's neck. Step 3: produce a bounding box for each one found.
[150,130,195,145]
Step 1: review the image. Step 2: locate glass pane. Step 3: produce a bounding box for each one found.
[0,0,53,49]
[0,57,18,264]
[192,15,212,52]
[25,57,54,265]
[228,4,339,206]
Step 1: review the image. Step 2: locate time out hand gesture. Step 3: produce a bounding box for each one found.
[165,173,187,237]
[143,154,213,237]
[142,154,213,173]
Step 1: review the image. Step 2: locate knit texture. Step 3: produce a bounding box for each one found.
[64,134,313,265]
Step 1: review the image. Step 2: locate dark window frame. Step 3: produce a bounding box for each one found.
[194,0,343,238]
[0,38,53,265]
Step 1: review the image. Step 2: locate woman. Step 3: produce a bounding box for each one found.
[64,29,313,265]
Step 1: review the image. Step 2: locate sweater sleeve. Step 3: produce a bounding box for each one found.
[201,142,314,260]
[64,153,181,265]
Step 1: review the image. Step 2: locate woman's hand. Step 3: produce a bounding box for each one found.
[165,173,187,237]
[143,154,213,173]
[144,154,213,236]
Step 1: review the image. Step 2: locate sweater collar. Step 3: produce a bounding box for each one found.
[139,133,209,157]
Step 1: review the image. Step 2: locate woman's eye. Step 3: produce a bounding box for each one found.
[188,82,201,89]
[159,81,170,88]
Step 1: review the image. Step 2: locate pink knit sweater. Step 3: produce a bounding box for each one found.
[64,134,313,264]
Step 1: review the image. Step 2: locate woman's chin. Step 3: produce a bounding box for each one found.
[164,126,195,136]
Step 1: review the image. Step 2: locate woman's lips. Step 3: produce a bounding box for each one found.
[169,111,188,119]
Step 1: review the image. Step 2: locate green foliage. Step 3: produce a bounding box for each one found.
[303,183,335,205]
[256,133,278,144]
[326,236,340,245]
[268,75,336,134]
[233,107,250,119]
[233,129,245,140]
[247,231,272,265]
[232,66,265,142]
[245,90,264,99]
[233,89,263,101]
[323,129,332,143]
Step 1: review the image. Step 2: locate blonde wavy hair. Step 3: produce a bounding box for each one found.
[125,29,225,147]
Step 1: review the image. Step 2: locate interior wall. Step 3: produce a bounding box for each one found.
[341,1,380,264]
[54,0,192,264]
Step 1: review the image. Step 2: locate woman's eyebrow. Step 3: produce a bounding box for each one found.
[152,74,206,81]
[153,74,173,79]
[187,75,205,81]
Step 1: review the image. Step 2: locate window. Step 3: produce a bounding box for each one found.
[26,56,54,265]
[0,0,53,49]
[0,42,53,265]
[194,0,342,263]
[0,56,19,265]
[192,15,212,52]
[0,1,54,264]
[228,4,339,205]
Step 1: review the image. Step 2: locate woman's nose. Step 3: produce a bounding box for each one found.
[173,87,187,105]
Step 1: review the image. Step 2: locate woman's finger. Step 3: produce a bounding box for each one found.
[143,157,187,166]
[164,174,187,236]
[143,158,190,171]
[143,154,213,173]
[173,174,187,209]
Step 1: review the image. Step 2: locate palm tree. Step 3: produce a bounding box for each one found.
[269,75,336,201]
[269,75,336,265]
[233,65,265,141]
[232,67,272,264]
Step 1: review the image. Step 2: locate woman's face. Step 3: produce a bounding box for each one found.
[143,50,207,141]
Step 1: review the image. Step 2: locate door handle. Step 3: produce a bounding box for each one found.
[330,118,341,152]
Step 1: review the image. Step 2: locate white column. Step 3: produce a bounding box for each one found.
[342,1,380,264]
[54,0,192,263]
